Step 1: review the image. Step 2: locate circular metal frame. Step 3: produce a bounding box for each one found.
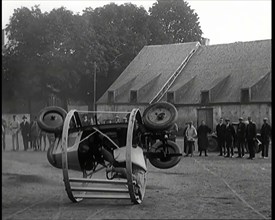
[126,108,147,204]
[61,110,83,202]
[61,108,147,204]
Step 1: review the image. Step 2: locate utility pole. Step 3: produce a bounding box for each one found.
[93,62,97,112]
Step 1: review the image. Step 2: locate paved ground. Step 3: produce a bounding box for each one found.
[2,135,272,219]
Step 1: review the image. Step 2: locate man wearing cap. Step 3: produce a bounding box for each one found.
[260,117,271,158]
[224,118,235,158]
[236,117,246,158]
[20,115,30,151]
[245,116,257,159]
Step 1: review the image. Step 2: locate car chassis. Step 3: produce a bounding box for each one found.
[38,102,182,204]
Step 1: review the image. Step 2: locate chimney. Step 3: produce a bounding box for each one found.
[201,37,210,46]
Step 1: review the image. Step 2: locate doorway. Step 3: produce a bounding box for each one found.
[197,108,213,130]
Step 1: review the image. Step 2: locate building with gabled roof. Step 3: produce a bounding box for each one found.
[97,39,271,132]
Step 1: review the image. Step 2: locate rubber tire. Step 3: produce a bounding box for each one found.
[149,140,181,169]
[208,136,218,152]
[143,102,178,131]
[38,106,67,133]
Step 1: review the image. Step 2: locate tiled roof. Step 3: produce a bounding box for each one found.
[97,42,199,103]
[98,39,271,105]
[169,39,271,103]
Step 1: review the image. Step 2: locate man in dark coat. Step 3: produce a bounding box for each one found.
[216,117,226,156]
[20,115,30,151]
[82,115,90,126]
[30,116,40,151]
[224,118,236,158]
[197,120,211,156]
[245,116,257,159]
[260,117,271,158]
[236,117,246,158]
[2,118,7,151]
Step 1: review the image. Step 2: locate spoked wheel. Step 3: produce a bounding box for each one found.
[149,140,181,169]
[126,108,147,204]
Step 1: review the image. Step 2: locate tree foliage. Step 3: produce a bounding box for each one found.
[2,1,203,110]
[149,0,203,44]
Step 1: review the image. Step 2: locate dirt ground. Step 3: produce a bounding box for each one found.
[2,135,271,219]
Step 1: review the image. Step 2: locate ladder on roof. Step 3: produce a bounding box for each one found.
[149,42,200,104]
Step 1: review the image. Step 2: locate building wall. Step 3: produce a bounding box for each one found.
[97,102,271,134]
[176,103,271,132]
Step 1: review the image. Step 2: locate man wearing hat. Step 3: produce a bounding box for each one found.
[224,118,236,158]
[260,117,271,158]
[245,116,257,159]
[236,117,246,158]
[20,115,30,151]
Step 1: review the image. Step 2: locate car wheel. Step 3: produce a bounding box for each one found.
[208,136,218,152]
[38,106,67,133]
[143,102,178,131]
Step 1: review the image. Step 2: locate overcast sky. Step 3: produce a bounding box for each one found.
[2,0,271,45]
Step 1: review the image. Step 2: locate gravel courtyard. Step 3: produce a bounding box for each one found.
[2,136,271,219]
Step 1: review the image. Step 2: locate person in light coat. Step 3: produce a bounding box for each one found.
[185,121,197,157]
[10,115,20,151]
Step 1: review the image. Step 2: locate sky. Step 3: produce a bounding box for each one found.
[2,0,271,45]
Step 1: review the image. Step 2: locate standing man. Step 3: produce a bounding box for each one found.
[82,115,90,126]
[2,118,7,151]
[10,115,20,151]
[169,123,178,142]
[197,120,212,156]
[115,115,120,123]
[224,118,235,158]
[216,118,226,156]
[20,115,30,151]
[236,117,246,158]
[30,116,40,151]
[260,117,271,159]
[246,116,257,160]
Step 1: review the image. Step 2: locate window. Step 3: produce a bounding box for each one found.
[108,91,115,103]
[167,92,175,103]
[130,90,137,103]
[201,91,209,104]
[241,88,250,103]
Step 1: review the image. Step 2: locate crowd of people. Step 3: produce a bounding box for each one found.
[183,117,271,160]
[2,115,54,152]
[2,114,272,160]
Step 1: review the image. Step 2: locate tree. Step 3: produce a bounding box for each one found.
[2,1,204,113]
[82,3,151,94]
[149,0,203,44]
[3,6,48,112]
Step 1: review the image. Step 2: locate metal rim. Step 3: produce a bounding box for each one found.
[143,102,178,131]
[126,108,146,204]
[61,110,83,203]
